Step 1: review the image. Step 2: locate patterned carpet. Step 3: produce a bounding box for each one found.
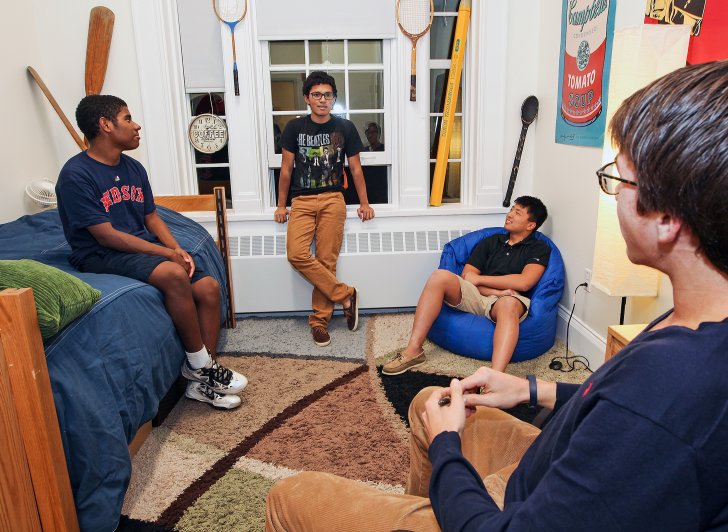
[119,312,591,531]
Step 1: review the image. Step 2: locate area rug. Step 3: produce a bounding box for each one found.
[120,313,591,531]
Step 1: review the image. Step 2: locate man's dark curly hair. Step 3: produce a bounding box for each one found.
[303,71,337,97]
[75,95,128,140]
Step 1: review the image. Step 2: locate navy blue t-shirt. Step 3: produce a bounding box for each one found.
[56,152,156,268]
[428,311,728,531]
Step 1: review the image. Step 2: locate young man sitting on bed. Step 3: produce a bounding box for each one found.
[55,94,246,410]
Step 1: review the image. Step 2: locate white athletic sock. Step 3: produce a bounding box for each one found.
[186,346,212,369]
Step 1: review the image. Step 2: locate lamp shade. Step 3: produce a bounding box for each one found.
[592,24,690,298]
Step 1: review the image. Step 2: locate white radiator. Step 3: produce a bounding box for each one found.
[230,229,473,313]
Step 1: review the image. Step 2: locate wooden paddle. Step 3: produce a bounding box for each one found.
[27,66,86,151]
[85,6,115,96]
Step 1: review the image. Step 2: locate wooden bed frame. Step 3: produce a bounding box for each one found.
[0,187,235,530]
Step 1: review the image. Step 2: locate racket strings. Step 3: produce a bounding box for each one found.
[398,0,432,35]
[214,0,246,22]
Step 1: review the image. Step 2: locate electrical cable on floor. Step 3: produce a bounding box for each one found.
[549,282,593,373]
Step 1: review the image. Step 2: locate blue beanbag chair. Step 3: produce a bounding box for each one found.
[427,227,565,362]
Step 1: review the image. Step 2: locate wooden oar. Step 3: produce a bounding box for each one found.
[85,6,115,96]
[27,66,86,151]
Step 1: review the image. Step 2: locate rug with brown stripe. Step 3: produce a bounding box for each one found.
[119,312,590,531]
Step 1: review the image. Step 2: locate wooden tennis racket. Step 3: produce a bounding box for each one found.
[396,0,434,102]
[212,0,248,96]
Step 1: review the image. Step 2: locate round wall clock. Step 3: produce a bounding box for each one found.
[188,113,228,154]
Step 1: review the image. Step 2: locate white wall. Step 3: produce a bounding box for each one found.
[0,0,147,223]
[2,0,675,360]
[532,0,674,354]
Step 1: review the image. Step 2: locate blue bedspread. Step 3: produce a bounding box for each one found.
[0,207,227,531]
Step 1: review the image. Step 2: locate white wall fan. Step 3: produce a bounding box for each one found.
[25,179,58,209]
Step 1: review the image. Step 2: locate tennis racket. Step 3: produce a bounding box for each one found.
[212,0,248,96]
[396,0,434,102]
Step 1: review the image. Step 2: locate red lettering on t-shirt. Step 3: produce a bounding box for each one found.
[111,187,122,203]
[101,191,113,213]
[121,185,131,201]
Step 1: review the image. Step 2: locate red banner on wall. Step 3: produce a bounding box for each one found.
[644,0,728,64]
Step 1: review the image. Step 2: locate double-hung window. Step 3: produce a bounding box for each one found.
[264,39,391,206]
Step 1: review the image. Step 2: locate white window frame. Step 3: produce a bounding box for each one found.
[131,0,512,217]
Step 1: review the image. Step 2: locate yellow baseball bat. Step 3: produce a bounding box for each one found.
[430,0,471,206]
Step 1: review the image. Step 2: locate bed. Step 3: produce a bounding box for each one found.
[0,204,229,531]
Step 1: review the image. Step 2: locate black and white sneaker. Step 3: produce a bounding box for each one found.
[181,360,248,395]
[185,381,241,410]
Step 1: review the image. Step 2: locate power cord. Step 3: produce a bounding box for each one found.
[549,282,593,373]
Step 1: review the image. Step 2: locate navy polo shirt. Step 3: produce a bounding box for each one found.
[466,233,550,277]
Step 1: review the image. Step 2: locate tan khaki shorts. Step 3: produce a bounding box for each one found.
[446,276,530,323]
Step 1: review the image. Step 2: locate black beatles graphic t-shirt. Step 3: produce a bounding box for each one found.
[279,115,363,198]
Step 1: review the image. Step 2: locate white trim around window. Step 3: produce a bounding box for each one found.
[131,0,512,217]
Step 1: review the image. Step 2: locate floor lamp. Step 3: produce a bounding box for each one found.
[591,24,690,324]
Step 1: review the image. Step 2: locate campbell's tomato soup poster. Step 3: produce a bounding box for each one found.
[556,0,617,147]
[644,0,728,64]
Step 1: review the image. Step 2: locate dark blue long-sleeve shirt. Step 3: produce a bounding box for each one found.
[429,313,728,531]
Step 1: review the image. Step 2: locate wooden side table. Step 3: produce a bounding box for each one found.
[605,323,647,361]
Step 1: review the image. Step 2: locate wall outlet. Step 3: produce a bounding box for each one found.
[583,268,592,292]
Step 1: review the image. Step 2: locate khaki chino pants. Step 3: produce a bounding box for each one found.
[287,192,354,329]
[265,387,541,531]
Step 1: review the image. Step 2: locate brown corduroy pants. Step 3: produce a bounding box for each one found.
[286,191,354,329]
[265,386,541,531]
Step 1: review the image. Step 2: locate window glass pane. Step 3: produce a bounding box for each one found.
[349,71,383,109]
[343,166,389,205]
[271,72,307,111]
[429,161,461,202]
[327,71,347,111]
[197,166,230,197]
[429,116,462,160]
[430,17,457,59]
[194,141,229,164]
[350,114,385,151]
[270,41,305,64]
[430,69,462,114]
[189,92,225,116]
[433,0,460,12]
[348,41,383,63]
[272,115,301,154]
[309,40,345,65]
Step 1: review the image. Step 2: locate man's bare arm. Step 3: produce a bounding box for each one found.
[145,210,181,250]
[462,263,546,293]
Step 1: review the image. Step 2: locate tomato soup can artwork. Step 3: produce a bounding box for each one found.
[560,0,611,127]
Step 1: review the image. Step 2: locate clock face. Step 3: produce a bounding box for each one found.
[188,113,228,154]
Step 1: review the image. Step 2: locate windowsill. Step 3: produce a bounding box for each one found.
[184,204,509,223]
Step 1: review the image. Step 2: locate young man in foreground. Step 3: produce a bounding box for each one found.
[383,196,549,375]
[265,61,728,530]
[56,95,247,410]
[274,71,375,347]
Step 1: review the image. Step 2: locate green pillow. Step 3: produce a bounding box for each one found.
[0,259,101,341]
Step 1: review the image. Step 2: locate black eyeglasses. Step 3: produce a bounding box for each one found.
[596,160,638,195]
[308,91,335,101]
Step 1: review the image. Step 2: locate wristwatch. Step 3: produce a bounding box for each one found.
[527,374,537,409]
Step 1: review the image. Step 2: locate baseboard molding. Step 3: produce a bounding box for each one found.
[555,304,606,370]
